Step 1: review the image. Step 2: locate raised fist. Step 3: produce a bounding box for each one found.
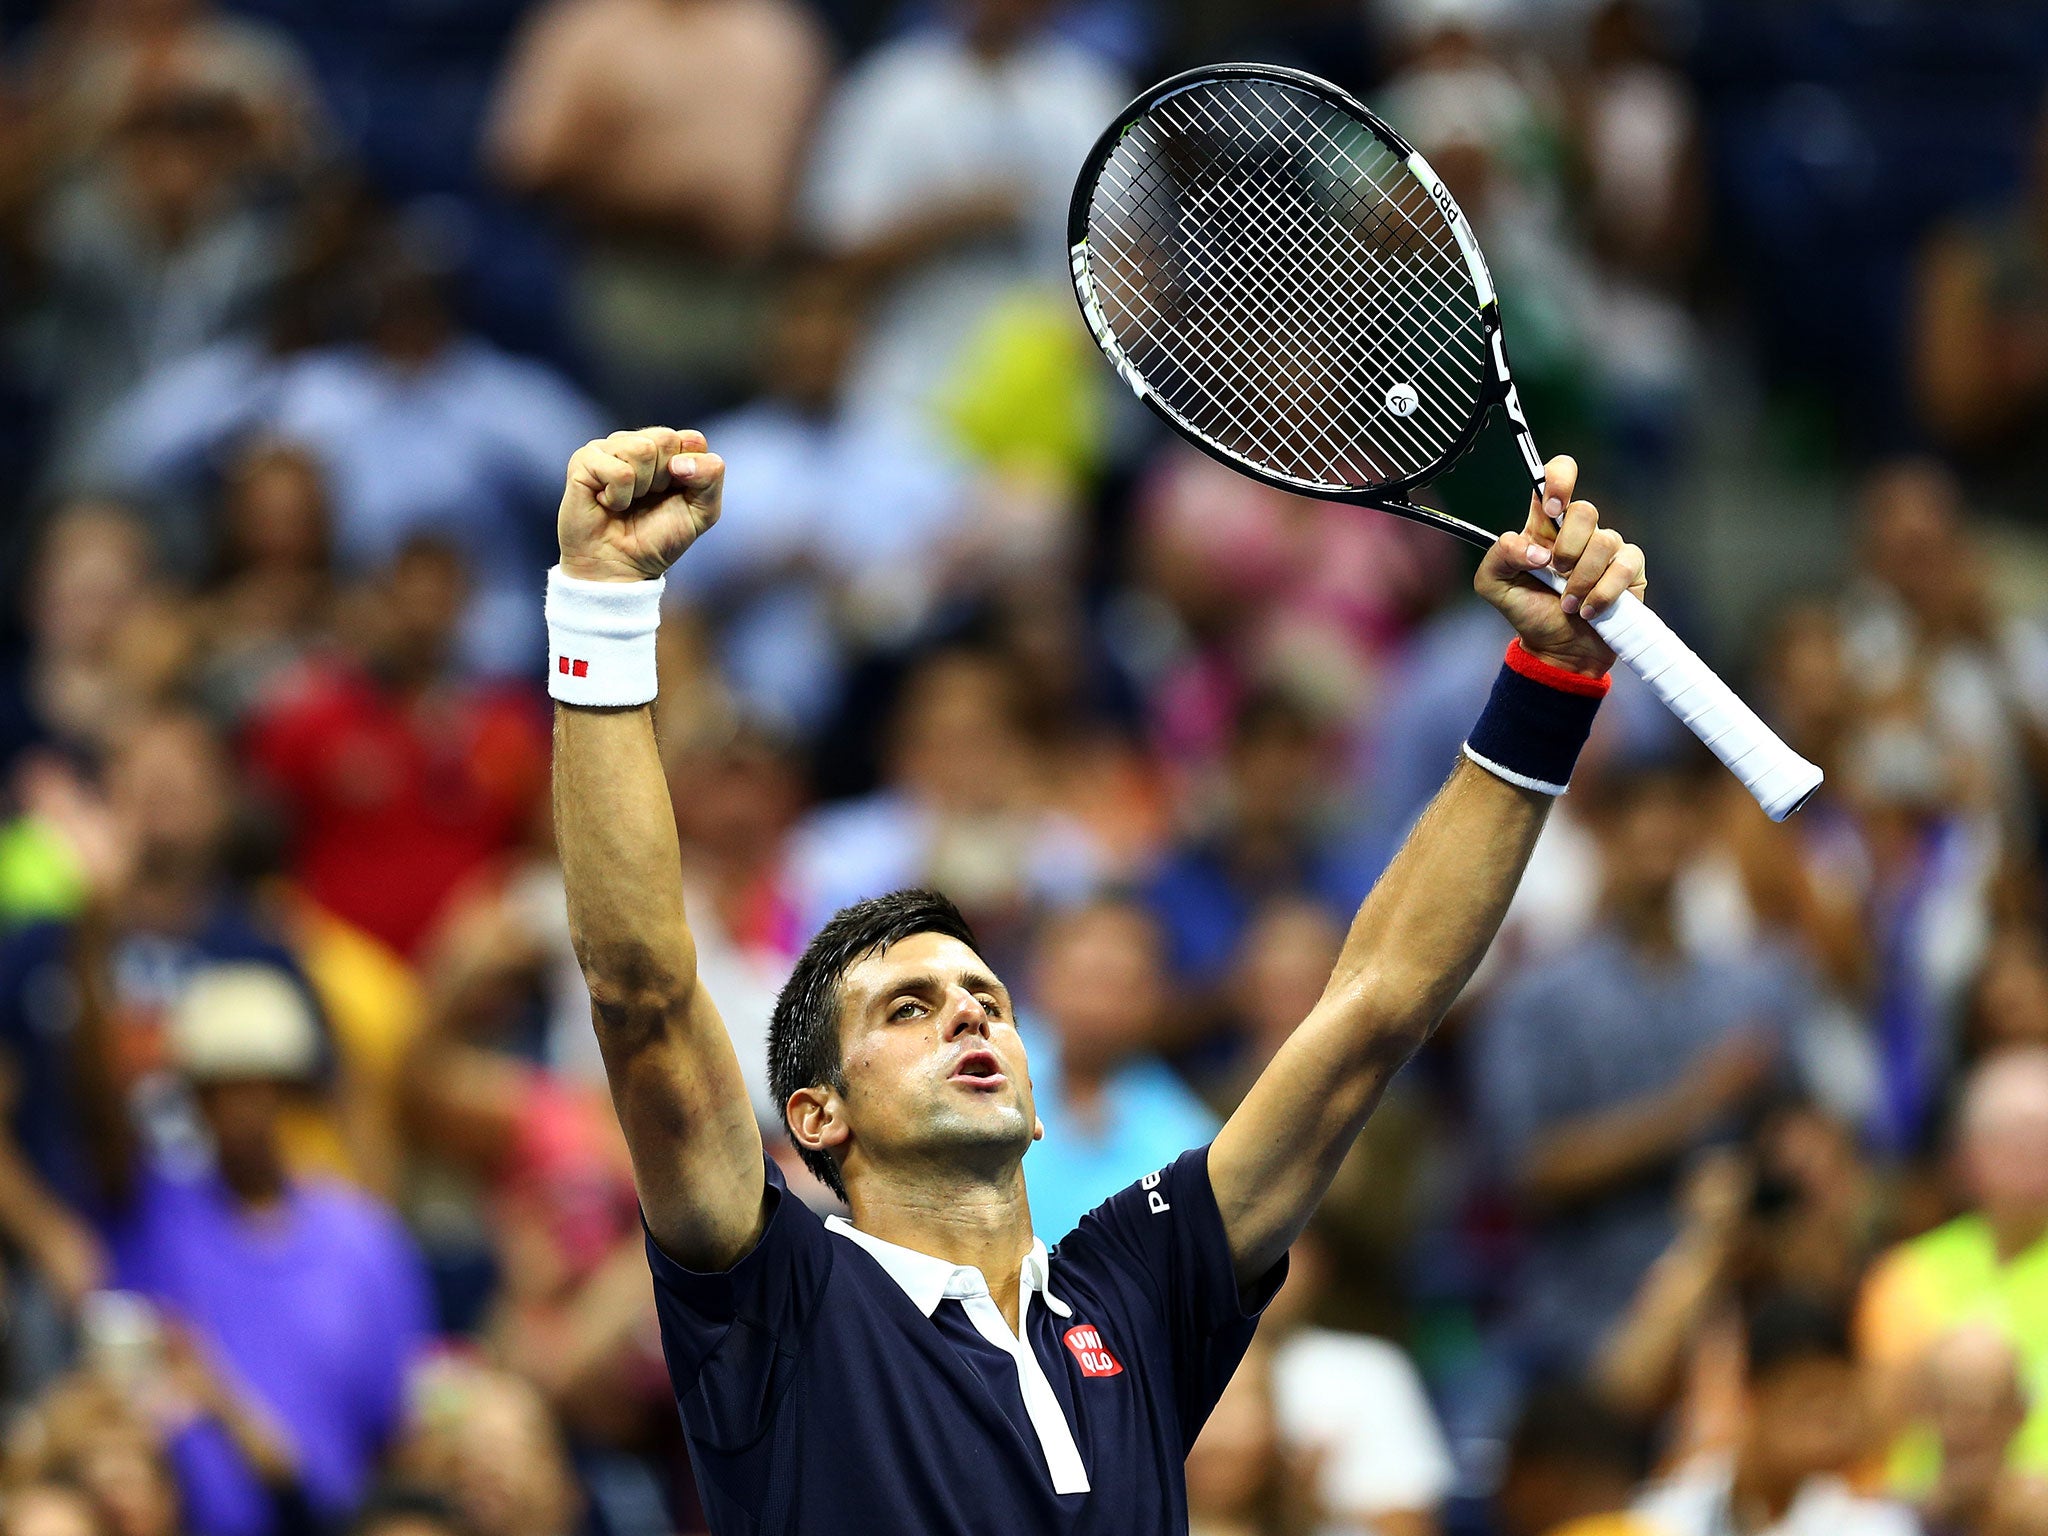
[558,428,724,583]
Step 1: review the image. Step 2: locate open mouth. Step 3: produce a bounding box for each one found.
[949,1049,1006,1090]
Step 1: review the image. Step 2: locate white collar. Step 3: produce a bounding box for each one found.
[825,1215,1090,1495]
[824,1216,1073,1320]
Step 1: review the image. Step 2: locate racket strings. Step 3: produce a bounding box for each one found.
[1122,86,1479,474]
[1080,77,1489,492]
[1101,115,1383,478]
[1155,88,1479,472]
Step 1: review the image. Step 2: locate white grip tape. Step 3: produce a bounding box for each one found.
[546,566,665,707]
[1531,569,1822,821]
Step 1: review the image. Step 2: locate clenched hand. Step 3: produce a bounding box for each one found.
[558,428,724,584]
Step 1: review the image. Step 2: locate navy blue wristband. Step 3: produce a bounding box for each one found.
[1462,641,1610,796]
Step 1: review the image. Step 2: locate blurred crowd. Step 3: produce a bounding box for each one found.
[2,0,2048,1535]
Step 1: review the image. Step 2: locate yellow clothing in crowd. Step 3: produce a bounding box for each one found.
[1857,1213,2048,1485]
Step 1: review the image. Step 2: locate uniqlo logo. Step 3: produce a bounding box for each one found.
[1063,1325,1122,1378]
[557,656,589,677]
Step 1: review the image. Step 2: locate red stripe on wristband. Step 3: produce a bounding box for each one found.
[1504,639,1612,699]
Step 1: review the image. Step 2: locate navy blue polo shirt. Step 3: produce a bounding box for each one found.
[646,1143,1284,1535]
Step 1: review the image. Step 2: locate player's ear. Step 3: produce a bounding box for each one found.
[786,1085,849,1155]
[1032,1115,1045,1143]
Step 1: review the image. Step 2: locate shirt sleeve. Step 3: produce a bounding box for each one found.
[642,1157,834,1451]
[1059,1144,1287,1453]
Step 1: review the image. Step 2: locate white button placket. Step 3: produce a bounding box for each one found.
[825,1218,1093,1497]
[946,1267,1091,1495]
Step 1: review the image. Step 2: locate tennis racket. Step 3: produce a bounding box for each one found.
[1068,63,1822,821]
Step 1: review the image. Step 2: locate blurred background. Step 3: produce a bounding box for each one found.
[0,0,2047,1534]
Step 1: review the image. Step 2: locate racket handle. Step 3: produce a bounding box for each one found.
[1527,570,1822,821]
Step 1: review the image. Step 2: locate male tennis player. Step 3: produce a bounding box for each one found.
[546,427,1645,1535]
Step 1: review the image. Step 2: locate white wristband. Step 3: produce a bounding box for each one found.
[545,565,665,707]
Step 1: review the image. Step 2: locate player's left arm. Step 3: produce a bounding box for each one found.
[1210,457,1647,1287]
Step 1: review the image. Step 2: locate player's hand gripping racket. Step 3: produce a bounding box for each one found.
[1068,63,1822,821]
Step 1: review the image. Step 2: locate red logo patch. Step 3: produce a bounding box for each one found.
[557,657,589,677]
[1063,1324,1122,1378]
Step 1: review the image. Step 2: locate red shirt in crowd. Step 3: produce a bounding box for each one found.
[245,661,550,955]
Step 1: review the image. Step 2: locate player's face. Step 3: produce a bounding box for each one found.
[832,932,1041,1186]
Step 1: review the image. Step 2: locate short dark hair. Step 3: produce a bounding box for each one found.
[1744,1292,1852,1381]
[768,890,980,1200]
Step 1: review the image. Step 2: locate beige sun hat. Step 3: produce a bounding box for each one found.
[169,964,320,1084]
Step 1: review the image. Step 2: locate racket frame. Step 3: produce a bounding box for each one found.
[1069,62,1825,823]
[1066,60,1548,552]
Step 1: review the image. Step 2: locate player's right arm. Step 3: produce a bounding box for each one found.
[551,428,767,1272]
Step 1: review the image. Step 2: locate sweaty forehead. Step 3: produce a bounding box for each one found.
[841,931,1004,1006]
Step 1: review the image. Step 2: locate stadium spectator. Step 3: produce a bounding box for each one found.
[1718,603,1874,1005]
[1260,1225,1455,1536]
[243,539,550,957]
[1571,0,1700,292]
[1217,897,1426,1334]
[1597,1106,1883,1466]
[487,0,828,416]
[1130,448,1456,777]
[190,440,333,725]
[1967,930,2048,1062]
[12,1371,201,1536]
[392,1363,584,1536]
[1841,459,2048,832]
[12,85,288,508]
[798,0,1126,426]
[396,887,671,1471]
[344,1490,469,1536]
[648,716,808,1129]
[20,0,327,177]
[1492,1382,1653,1536]
[0,710,313,1241]
[1632,1295,1914,1536]
[668,259,971,735]
[1182,1341,1316,1536]
[783,646,1105,956]
[1565,0,1704,492]
[1471,764,1819,1373]
[0,501,161,782]
[1988,1475,2048,1536]
[102,219,605,672]
[1860,1050,2048,1478]
[1374,0,1603,517]
[1837,706,2002,1154]
[0,1481,106,1536]
[1913,1325,2030,1536]
[101,961,431,1536]
[1913,97,2048,503]
[1019,895,1217,1241]
[1143,691,1360,996]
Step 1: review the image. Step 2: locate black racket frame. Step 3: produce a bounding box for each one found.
[1067,61,1546,552]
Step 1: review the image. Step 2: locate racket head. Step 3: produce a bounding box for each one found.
[1069,63,1520,544]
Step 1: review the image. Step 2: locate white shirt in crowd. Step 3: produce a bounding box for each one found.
[1633,1456,1920,1536]
[1271,1328,1456,1533]
[800,26,1125,422]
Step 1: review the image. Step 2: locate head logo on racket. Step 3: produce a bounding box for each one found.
[1385,383,1420,418]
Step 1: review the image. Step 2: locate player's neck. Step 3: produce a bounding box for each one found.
[849,1166,1037,1333]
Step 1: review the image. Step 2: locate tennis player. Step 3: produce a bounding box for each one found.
[546,426,1645,1535]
